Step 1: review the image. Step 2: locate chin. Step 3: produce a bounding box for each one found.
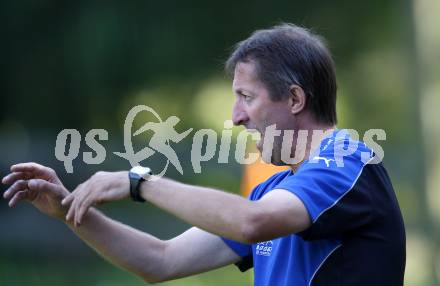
[270,160,285,166]
[259,149,284,166]
[269,155,286,166]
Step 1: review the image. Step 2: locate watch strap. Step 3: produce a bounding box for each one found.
[129,172,146,202]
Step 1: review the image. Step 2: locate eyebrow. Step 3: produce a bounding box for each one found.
[235,88,254,96]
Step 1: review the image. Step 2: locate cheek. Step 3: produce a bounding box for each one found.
[257,109,287,129]
[244,104,261,122]
[250,109,269,129]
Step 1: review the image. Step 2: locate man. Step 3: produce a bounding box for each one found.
[2,24,405,285]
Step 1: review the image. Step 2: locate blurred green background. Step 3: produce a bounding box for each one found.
[1,0,439,285]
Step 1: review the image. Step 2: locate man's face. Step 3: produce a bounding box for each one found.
[231,61,296,165]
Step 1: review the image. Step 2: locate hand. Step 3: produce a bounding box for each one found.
[2,162,70,220]
[61,171,129,227]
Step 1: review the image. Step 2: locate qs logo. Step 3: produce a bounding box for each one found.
[55,105,192,176]
[55,105,386,175]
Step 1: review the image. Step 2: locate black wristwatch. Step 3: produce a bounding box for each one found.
[129,166,153,202]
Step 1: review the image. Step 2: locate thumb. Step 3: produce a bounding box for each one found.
[28,179,62,194]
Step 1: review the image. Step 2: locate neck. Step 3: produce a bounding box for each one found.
[290,125,336,172]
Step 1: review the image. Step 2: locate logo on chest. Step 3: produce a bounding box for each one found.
[256,240,274,256]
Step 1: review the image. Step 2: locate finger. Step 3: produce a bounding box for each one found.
[65,188,82,223]
[74,191,88,225]
[70,183,88,225]
[3,180,28,199]
[28,179,64,195]
[65,183,83,223]
[74,194,83,227]
[61,194,74,206]
[66,184,83,222]
[11,162,43,173]
[70,181,85,196]
[76,195,94,225]
[11,163,61,184]
[65,198,76,223]
[8,190,29,208]
[22,179,66,209]
[2,172,33,185]
[76,206,86,225]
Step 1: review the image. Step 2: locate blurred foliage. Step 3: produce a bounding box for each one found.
[0,0,404,130]
[0,0,438,285]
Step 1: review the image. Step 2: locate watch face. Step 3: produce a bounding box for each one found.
[130,166,152,179]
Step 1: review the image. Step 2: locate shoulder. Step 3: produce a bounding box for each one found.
[275,129,378,222]
[249,170,293,201]
[293,129,375,182]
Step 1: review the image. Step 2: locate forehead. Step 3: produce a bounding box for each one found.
[232,61,262,92]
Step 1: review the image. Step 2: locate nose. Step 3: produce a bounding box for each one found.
[232,99,249,126]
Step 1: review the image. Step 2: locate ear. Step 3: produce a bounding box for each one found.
[288,85,306,115]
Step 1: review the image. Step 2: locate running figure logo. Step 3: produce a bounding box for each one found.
[114,105,193,177]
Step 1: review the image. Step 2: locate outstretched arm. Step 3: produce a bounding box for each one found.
[2,163,240,283]
[68,210,240,283]
[138,178,311,243]
[63,170,311,244]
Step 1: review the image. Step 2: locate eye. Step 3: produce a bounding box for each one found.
[235,90,253,102]
[242,93,252,102]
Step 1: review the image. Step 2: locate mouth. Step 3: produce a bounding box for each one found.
[246,128,262,137]
[246,128,259,134]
